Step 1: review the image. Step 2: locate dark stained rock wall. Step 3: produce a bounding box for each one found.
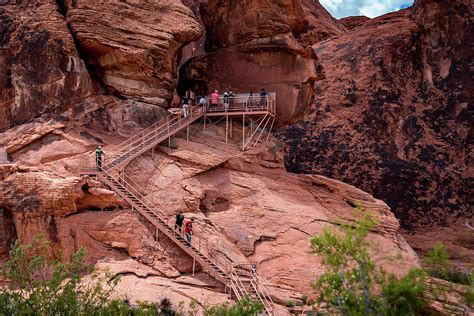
[0,2,95,131]
[278,1,473,230]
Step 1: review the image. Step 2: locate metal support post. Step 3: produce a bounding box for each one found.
[192,258,196,276]
[267,117,275,141]
[187,125,190,141]
[242,114,245,151]
[167,116,171,147]
[225,115,229,143]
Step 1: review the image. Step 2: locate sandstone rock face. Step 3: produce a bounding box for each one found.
[123,132,419,298]
[180,0,346,124]
[339,16,370,30]
[278,1,473,234]
[200,0,344,50]
[0,0,202,133]
[0,1,95,131]
[0,124,420,305]
[62,0,202,107]
[0,0,470,310]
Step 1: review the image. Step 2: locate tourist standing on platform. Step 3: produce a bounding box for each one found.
[95,146,103,171]
[199,96,207,112]
[247,91,253,110]
[175,212,184,234]
[228,91,235,108]
[211,90,219,109]
[184,218,194,247]
[182,95,189,117]
[259,88,267,107]
[223,91,229,110]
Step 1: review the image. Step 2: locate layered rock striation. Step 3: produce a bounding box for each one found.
[0,0,202,133]
[0,1,95,131]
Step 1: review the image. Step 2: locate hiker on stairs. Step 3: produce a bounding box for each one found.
[184,218,194,247]
[95,146,103,171]
[175,212,184,234]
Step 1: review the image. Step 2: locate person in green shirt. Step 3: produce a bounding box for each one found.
[95,146,103,171]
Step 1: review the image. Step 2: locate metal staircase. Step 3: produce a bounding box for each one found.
[229,264,277,315]
[95,167,276,314]
[78,107,277,314]
[104,108,204,171]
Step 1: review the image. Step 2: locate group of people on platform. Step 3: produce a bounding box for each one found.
[181,88,268,117]
[175,213,194,246]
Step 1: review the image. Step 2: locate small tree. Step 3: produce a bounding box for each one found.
[0,237,167,315]
[310,215,426,315]
[425,242,472,285]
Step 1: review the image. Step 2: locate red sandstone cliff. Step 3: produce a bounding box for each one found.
[179,0,473,252]
[0,0,472,312]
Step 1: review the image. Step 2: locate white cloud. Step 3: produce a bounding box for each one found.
[320,0,414,19]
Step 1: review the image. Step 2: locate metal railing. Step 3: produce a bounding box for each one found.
[70,92,278,313]
[199,94,276,115]
[229,263,277,315]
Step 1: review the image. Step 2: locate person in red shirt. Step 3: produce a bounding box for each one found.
[210,90,219,109]
[184,218,194,247]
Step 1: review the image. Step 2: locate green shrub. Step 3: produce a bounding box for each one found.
[285,299,296,307]
[310,215,426,315]
[0,237,174,315]
[204,297,263,316]
[425,242,472,285]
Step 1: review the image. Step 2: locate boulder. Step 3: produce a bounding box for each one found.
[62,0,203,106]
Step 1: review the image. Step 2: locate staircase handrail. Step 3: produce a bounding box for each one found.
[105,108,203,170]
[96,169,230,284]
[107,168,162,214]
[108,113,175,154]
[231,263,276,314]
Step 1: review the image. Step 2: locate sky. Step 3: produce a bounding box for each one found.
[320,0,414,19]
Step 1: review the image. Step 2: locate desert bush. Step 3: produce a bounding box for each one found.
[310,215,426,315]
[0,237,173,315]
[204,297,263,316]
[425,242,472,285]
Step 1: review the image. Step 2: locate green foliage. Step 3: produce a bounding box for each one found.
[465,272,474,306]
[310,215,426,316]
[425,242,472,285]
[379,269,426,315]
[0,237,176,315]
[285,299,296,307]
[204,297,264,316]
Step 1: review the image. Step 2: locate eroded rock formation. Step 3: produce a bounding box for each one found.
[277,0,473,234]
[180,0,346,124]
[0,129,421,304]
[0,1,94,131]
[0,0,202,133]
[0,0,471,311]
[62,0,202,106]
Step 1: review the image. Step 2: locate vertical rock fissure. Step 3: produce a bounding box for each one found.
[54,0,109,95]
